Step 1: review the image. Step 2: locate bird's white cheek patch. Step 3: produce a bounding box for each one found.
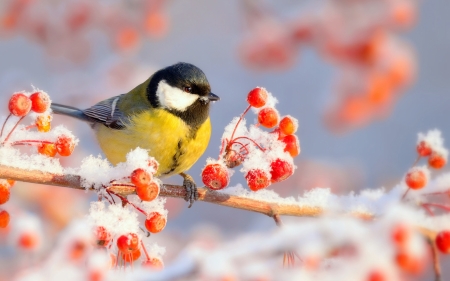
[156,80,199,112]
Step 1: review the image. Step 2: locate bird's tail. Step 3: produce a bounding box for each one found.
[51,103,92,123]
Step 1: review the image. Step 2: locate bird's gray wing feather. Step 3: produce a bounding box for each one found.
[83,94,128,130]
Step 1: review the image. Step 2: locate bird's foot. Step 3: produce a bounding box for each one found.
[180,172,198,208]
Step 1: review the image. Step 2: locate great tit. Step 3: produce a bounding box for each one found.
[51,62,219,207]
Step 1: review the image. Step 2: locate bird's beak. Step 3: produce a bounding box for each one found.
[208,93,220,101]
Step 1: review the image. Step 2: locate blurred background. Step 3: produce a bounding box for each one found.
[0,0,449,279]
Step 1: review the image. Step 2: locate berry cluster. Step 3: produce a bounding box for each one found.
[239,0,417,132]
[0,91,77,225]
[202,87,299,192]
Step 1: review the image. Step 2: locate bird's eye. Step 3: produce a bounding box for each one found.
[183,87,192,93]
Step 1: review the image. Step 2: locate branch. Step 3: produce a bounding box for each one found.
[0,165,323,218]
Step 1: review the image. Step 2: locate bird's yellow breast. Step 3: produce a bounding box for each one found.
[94,109,211,177]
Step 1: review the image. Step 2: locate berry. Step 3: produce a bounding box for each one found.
[428,152,446,169]
[131,168,151,189]
[395,250,423,274]
[279,116,298,135]
[436,230,450,254]
[258,107,279,128]
[404,168,427,190]
[281,134,300,157]
[55,135,75,156]
[0,184,10,205]
[136,180,160,202]
[391,224,410,248]
[35,114,51,132]
[142,257,164,270]
[416,141,431,157]
[94,226,111,247]
[270,159,294,183]
[117,233,139,254]
[245,169,271,191]
[247,87,268,108]
[122,248,141,263]
[202,163,230,190]
[223,149,243,168]
[8,93,31,117]
[145,212,167,233]
[147,159,159,174]
[37,143,57,157]
[0,210,10,228]
[367,270,386,281]
[29,91,50,113]
[18,232,40,250]
[69,240,87,261]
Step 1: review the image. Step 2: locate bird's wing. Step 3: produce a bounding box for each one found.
[82,94,128,130]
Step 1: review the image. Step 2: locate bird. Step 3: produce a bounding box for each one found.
[51,62,219,207]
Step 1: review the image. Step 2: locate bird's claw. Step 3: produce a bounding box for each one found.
[182,174,198,208]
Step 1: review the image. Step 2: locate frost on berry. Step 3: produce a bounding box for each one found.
[270,158,294,183]
[202,161,230,190]
[145,212,167,233]
[404,166,429,190]
[142,257,164,270]
[428,151,447,169]
[247,87,268,108]
[416,141,431,157]
[35,114,52,132]
[131,168,151,188]
[94,226,111,247]
[245,169,271,191]
[258,107,279,128]
[37,143,57,157]
[279,115,298,136]
[436,230,450,254]
[8,92,32,117]
[30,91,51,113]
[117,233,139,254]
[281,134,301,157]
[56,134,76,156]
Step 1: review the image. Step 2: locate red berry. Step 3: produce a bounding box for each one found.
[147,159,159,174]
[223,149,243,168]
[30,91,50,113]
[202,163,230,190]
[404,168,427,190]
[367,270,386,281]
[18,232,40,250]
[0,184,10,205]
[270,159,294,183]
[258,107,279,128]
[391,224,410,248]
[281,134,300,157]
[416,141,432,157]
[6,180,15,187]
[117,233,139,254]
[8,93,31,117]
[56,135,75,156]
[247,87,268,108]
[136,180,160,202]
[131,168,151,188]
[69,240,88,261]
[436,230,450,254]
[142,257,164,270]
[122,248,141,263]
[245,169,271,191]
[428,152,446,169]
[279,116,298,135]
[35,114,51,132]
[0,210,10,228]
[94,226,111,247]
[37,143,57,157]
[395,250,423,274]
[145,212,166,233]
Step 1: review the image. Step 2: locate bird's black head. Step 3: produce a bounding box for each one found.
[147,62,219,128]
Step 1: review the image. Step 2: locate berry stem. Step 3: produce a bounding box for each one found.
[421,203,435,216]
[422,203,450,212]
[228,105,252,146]
[412,155,421,167]
[11,140,54,146]
[107,189,148,216]
[232,136,266,151]
[22,125,37,131]
[2,116,25,144]
[401,188,410,200]
[141,240,151,260]
[0,114,12,139]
